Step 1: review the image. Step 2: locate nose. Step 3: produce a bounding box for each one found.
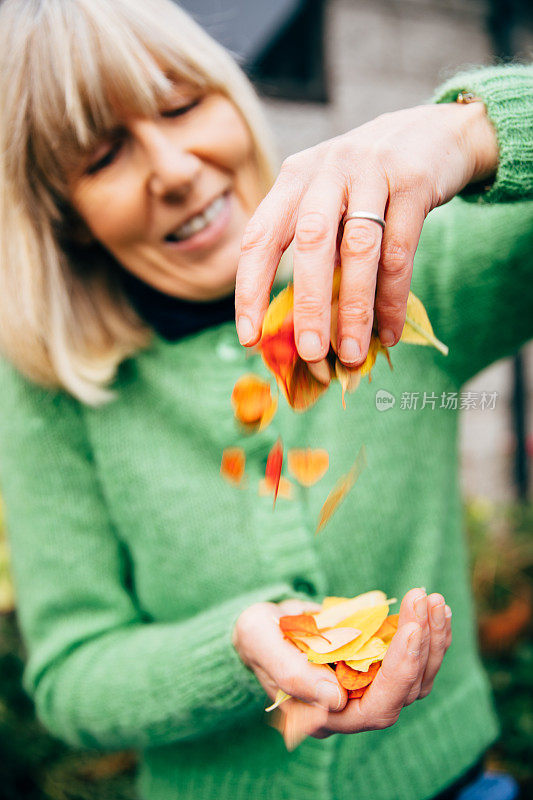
[132,119,201,202]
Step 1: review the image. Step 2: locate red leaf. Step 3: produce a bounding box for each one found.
[265,438,283,506]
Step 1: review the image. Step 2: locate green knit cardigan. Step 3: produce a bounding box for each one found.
[0,65,532,800]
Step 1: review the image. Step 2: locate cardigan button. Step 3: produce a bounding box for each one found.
[215,341,240,361]
[292,577,318,596]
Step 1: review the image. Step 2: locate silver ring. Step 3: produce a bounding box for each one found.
[342,211,386,230]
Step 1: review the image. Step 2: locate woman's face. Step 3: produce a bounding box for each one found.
[68,85,264,300]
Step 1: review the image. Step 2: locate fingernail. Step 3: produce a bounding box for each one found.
[431,602,446,629]
[315,679,343,711]
[298,331,322,361]
[380,328,396,347]
[445,605,452,620]
[339,337,360,364]
[407,626,422,656]
[414,594,427,621]
[237,315,254,345]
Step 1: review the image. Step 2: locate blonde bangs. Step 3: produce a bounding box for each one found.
[15,0,228,196]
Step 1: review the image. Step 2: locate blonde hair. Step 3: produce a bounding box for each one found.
[0,0,278,404]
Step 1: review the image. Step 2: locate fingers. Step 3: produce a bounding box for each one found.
[419,597,452,698]
[235,166,304,346]
[236,603,347,712]
[398,588,430,704]
[291,173,346,362]
[276,598,323,615]
[336,187,388,366]
[321,620,422,734]
[374,200,426,346]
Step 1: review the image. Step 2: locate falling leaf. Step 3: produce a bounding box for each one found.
[259,285,332,412]
[336,659,381,690]
[220,448,245,485]
[259,476,293,500]
[401,291,449,356]
[231,374,277,431]
[315,444,367,535]
[335,360,361,409]
[265,438,283,506]
[287,448,329,487]
[267,698,329,752]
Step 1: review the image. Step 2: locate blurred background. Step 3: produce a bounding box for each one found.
[0,0,532,797]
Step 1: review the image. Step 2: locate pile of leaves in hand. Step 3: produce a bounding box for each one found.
[267,590,398,749]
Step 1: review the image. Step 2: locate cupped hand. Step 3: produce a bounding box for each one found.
[232,589,452,740]
[235,101,498,367]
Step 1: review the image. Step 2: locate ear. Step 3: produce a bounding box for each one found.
[61,207,95,246]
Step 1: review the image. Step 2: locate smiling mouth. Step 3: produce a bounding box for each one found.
[164,191,229,242]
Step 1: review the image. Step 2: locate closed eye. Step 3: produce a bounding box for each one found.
[160,98,201,118]
[86,140,122,175]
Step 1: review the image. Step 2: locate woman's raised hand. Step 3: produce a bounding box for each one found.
[235,101,498,367]
[232,589,452,740]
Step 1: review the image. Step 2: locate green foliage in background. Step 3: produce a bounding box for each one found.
[0,499,531,799]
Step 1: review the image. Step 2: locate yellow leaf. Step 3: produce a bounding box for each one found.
[315,444,367,535]
[294,626,362,654]
[314,590,388,628]
[262,284,295,337]
[287,448,329,487]
[304,605,388,664]
[265,689,291,712]
[345,653,384,673]
[401,291,449,356]
[345,637,388,671]
[334,360,360,409]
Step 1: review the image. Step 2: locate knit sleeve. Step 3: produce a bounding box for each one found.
[410,197,533,386]
[433,64,533,203]
[0,362,298,751]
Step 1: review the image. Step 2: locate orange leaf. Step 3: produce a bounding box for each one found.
[347,687,366,700]
[315,444,367,534]
[287,448,329,487]
[231,374,277,431]
[220,448,245,485]
[279,613,332,646]
[259,286,330,412]
[335,659,381,690]
[279,613,325,638]
[265,438,283,506]
[375,614,399,645]
[294,627,362,654]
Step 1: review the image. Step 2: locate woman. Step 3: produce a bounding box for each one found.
[0,1,531,799]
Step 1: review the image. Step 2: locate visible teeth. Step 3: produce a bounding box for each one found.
[166,194,226,241]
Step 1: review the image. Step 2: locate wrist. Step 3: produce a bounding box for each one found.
[459,98,499,186]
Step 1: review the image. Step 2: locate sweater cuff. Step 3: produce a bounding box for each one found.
[191,582,305,715]
[433,65,533,203]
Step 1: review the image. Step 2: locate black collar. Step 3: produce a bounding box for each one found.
[120,269,236,342]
